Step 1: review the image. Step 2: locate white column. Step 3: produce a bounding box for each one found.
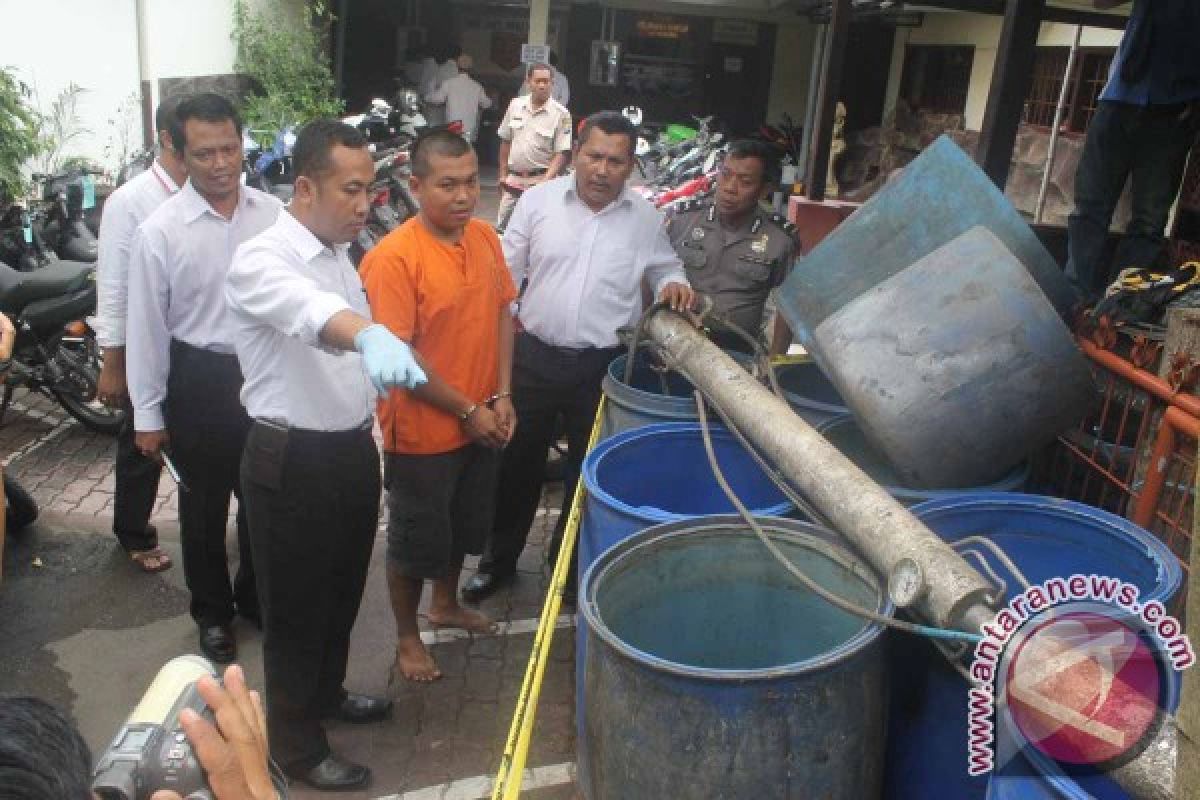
[528,0,549,46]
[136,0,157,148]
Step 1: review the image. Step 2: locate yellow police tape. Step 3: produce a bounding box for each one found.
[490,396,606,800]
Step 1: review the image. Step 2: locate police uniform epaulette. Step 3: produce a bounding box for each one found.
[768,212,797,237]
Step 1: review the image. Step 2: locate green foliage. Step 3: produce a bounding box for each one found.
[104,91,144,174]
[34,82,91,175]
[0,67,44,201]
[232,0,343,139]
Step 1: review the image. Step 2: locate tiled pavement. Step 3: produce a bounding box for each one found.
[0,387,579,799]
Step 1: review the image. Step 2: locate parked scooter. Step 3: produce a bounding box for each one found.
[244,127,297,202]
[0,259,122,434]
[0,205,56,272]
[33,168,101,262]
[344,90,428,152]
[349,148,419,266]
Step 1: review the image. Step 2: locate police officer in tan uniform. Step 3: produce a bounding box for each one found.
[667,140,798,354]
[495,62,572,230]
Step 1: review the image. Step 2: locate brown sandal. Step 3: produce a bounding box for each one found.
[129,547,173,573]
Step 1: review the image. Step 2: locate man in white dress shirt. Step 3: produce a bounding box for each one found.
[425,54,492,142]
[94,97,188,573]
[424,44,462,126]
[227,119,426,791]
[464,111,694,602]
[127,93,280,664]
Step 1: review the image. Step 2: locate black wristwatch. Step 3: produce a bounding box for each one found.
[0,357,12,375]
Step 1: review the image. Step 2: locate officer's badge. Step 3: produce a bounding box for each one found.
[751,234,769,254]
[691,227,706,241]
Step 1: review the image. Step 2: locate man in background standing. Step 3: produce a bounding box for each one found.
[127,93,280,664]
[465,112,693,602]
[425,44,462,126]
[494,63,572,231]
[416,45,440,102]
[95,96,189,573]
[426,54,492,142]
[1065,0,1200,302]
[520,51,570,106]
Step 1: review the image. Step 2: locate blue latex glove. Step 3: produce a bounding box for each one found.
[354,324,427,392]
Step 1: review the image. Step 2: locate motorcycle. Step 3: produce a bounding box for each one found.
[244,127,297,203]
[33,168,102,262]
[629,113,728,210]
[349,148,419,266]
[0,258,123,434]
[0,205,56,272]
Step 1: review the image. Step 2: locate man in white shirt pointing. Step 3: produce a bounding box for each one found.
[227,118,426,791]
[127,93,281,664]
[95,97,188,573]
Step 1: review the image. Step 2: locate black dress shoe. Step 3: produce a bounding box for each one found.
[287,753,371,791]
[329,693,392,724]
[461,570,514,603]
[198,625,236,664]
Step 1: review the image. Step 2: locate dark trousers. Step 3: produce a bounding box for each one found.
[480,333,621,580]
[113,396,162,551]
[1066,100,1198,301]
[164,340,256,627]
[241,422,381,770]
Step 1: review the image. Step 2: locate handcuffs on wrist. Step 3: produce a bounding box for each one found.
[459,391,512,423]
[458,392,511,423]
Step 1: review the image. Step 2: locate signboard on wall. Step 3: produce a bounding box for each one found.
[712,19,758,46]
[636,17,689,39]
[521,43,550,64]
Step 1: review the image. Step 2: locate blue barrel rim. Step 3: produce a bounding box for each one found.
[580,515,894,683]
[818,415,1031,501]
[910,491,1184,604]
[776,359,849,416]
[583,422,795,521]
[604,351,756,411]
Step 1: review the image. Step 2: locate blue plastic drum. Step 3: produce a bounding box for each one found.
[885,493,1183,800]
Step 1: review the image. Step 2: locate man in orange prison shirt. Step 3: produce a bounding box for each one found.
[360,129,517,682]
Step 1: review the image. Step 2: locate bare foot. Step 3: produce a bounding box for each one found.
[395,635,441,682]
[425,605,499,635]
[128,547,173,573]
